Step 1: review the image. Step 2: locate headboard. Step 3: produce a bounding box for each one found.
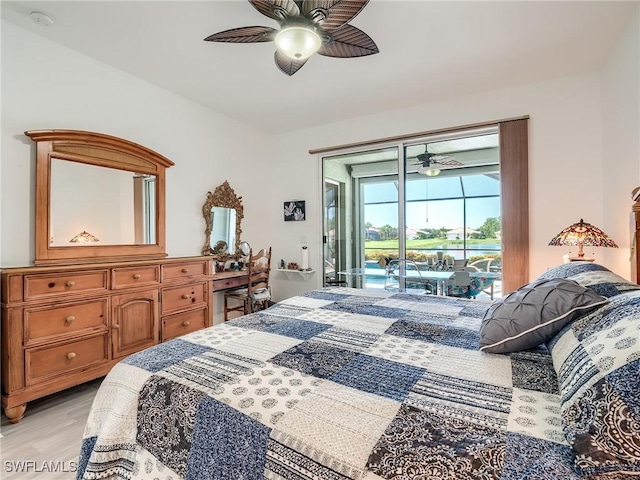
[631,187,640,283]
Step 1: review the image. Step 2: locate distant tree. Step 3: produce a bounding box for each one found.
[416,227,432,240]
[364,222,373,240]
[478,217,501,239]
[379,224,395,240]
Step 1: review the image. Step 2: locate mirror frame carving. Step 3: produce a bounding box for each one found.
[26,129,174,265]
[201,181,244,261]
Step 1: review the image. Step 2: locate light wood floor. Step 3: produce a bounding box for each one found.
[0,378,102,479]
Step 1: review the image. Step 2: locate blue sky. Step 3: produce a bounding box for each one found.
[363,175,500,230]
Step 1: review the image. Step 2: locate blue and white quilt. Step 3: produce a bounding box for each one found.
[79,287,585,479]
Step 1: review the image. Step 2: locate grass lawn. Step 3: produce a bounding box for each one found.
[365,238,501,249]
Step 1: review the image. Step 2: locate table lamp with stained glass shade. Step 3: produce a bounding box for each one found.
[69,230,99,243]
[548,219,618,261]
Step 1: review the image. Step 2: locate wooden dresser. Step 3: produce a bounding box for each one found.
[1,256,214,423]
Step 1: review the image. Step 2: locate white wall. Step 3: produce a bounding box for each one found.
[1,20,270,267]
[1,21,271,322]
[263,73,616,301]
[601,9,640,277]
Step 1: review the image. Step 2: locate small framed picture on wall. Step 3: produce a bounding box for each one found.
[284,201,305,221]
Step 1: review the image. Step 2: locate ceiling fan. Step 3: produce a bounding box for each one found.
[204,0,379,76]
[415,148,463,176]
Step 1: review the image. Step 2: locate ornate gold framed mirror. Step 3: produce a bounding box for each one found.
[201,181,244,260]
[26,129,174,265]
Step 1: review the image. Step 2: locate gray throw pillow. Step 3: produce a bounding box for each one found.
[478,278,607,354]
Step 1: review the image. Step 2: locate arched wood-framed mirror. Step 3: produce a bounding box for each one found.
[201,181,244,261]
[26,129,174,265]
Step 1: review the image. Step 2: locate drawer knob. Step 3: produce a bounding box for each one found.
[65,316,75,324]
[133,274,141,280]
[181,268,189,273]
[66,352,76,360]
[182,294,191,300]
[66,280,75,287]
[182,321,190,327]
[112,324,120,330]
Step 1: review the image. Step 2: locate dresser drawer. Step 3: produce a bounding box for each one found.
[162,260,208,282]
[161,282,207,315]
[24,270,109,301]
[25,334,109,386]
[25,298,108,345]
[112,265,160,289]
[162,307,208,341]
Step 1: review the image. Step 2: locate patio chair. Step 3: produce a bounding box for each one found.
[384,259,433,294]
[445,271,472,298]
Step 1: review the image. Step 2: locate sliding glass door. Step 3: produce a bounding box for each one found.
[402,133,501,267]
[321,125,508,297]
[322,147,399,287]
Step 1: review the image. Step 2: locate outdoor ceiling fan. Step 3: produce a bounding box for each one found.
[204,0,379,76]
[415,148,463,177]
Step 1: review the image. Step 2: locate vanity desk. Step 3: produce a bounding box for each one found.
[212,269,250,291]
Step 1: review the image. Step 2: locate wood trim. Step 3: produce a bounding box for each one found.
[25,130,173,265]
[499,118,529,293]
[25,130,175,168]
[309,115,530,155]
[630,188,640,283]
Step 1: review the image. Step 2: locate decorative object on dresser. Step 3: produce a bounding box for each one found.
[1,256,214,423]
[201,181,244,261]
[548,218,618,262]
[223,247,272,321]
[25,130,174,265]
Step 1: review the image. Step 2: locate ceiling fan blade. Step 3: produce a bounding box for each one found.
[204,26,278,43]
[318,24,378,58]
[302,0,369,32]
[274,50,308,75]
[437,158,464,167]
[249,0,300,21]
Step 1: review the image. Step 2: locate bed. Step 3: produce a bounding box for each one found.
[78,262,640,479]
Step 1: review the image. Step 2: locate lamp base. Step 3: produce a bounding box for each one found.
[568,256,595,262]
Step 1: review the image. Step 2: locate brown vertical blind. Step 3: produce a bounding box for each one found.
[499,118,529,293]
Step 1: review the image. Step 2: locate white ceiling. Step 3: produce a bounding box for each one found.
[2,1,636,134]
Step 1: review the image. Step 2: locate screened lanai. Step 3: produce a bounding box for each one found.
[322,128,503,297]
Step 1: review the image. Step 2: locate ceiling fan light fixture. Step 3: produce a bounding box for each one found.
[274,26,321,60]
[418,166,441,177]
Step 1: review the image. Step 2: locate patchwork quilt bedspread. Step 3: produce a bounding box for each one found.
[79,287,581,479]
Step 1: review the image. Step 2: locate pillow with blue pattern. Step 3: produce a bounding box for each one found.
[547,290,640,476]
[537,262,640,298]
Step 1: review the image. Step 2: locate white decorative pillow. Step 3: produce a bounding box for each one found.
[479,278,607,354]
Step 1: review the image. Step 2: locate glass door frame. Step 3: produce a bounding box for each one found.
[321,125,502,290]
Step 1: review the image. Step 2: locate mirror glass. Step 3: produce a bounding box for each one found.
[239,241,251,256]
[50,159,157,246]
[201,181,244,261]
[210,207,236,254]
